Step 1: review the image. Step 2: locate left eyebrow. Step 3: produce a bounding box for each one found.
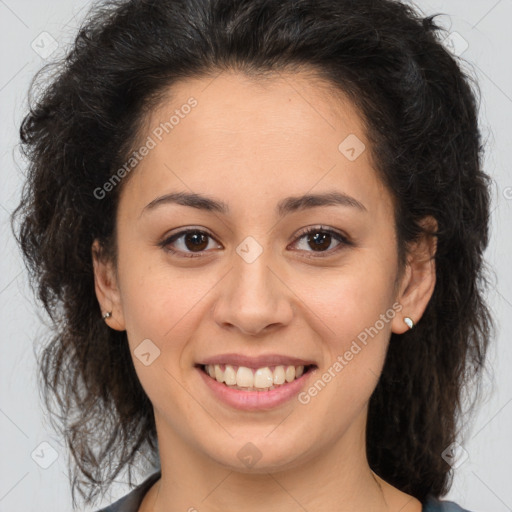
[277,191,367,216]
[141,190,367,217]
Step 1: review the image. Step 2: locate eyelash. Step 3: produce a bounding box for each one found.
[159,225,352,259]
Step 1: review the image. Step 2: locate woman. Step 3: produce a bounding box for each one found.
[12,0,494,511]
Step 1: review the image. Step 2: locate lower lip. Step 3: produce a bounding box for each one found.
[196,366,316,411]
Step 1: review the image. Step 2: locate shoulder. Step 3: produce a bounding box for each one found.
[94,472,161,512]
[423,495,475,512]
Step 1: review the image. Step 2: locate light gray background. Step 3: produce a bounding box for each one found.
[1,1,511,510]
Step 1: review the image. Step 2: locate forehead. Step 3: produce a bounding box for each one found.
[122,70,393,220]
[148,69,363,149]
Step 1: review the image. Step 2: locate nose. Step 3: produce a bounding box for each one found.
[212,250,294,336]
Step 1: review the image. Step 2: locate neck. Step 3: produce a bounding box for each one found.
[142,409,398,512]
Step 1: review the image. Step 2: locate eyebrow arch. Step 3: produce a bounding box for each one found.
[141,190,367,217]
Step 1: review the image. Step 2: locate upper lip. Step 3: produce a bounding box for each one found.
[197,353,317,369]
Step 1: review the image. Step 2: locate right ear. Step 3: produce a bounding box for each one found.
[91,239,126,331]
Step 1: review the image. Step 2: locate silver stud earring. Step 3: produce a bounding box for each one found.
[404,316,414,329]
[102,311,112,320]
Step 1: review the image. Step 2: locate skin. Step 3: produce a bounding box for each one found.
[93,70,437,512]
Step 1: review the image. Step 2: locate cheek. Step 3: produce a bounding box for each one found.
[296,274,395,430]
[293,253,398,412]
[117,264,210,412]
[297,256,397,347]
[117,252,198,336]
[117,254,227,375]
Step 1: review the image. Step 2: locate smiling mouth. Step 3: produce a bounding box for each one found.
[197,363,317,391]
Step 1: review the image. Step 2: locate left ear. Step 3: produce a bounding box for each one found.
[392,216,438,334]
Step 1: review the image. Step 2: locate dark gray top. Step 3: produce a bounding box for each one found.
[96,472,474,512]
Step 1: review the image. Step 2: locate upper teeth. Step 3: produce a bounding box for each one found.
[205,364,305,389]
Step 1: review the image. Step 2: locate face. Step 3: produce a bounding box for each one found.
[93,70,435,474]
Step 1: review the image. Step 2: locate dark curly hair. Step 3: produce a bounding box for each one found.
[12,0,495,507]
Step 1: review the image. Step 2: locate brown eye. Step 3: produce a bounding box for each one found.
[306,231,333,251]
[292,226,351,257]
[160,229,221,258]
[181,231,209,252]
